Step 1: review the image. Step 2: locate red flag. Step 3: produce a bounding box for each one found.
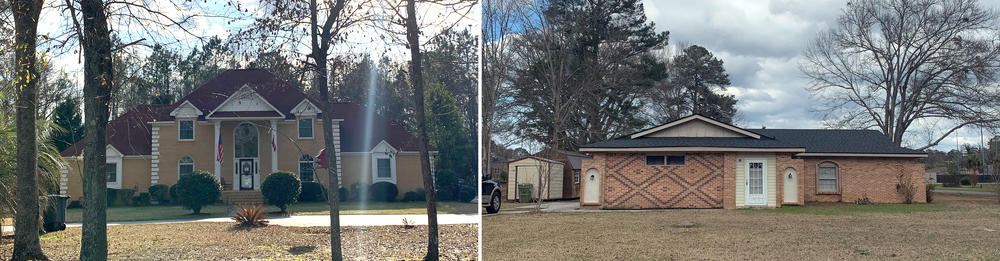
[316,149,328,169]
[216,133,224,164]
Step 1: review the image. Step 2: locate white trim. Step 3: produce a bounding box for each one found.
[297,118,315,139]
[205,116,284,120]
[214,121,221,181]
[631,115,761,139]
[124,155,152,159]
[151,126,160,185]
[271,120,278,172]
[207,84,286,119]
[795,153,927,158]
[233,122,261,191]
[298,154,316,182]
[106,145,123,189]
[291,99,322,116]
[178,156,195,177]
[580,147,804,152]
[177,119,195,141]
[169,100,204,118]
[370,140,398,184]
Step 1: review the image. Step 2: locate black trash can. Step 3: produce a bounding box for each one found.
[43,195,70,232]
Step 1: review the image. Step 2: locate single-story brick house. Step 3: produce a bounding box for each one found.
[578,114,927,209]
[59,69,434,202]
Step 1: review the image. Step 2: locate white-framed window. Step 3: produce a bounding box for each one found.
[106,145,123,189]
[818,162,839,193]
[573,170,581,184]
[299,154,315,182]
[377,158,391,178]
[178,119,195,141]
[106,163,117,183]
[178,156,194,177]
[298,118,314,139]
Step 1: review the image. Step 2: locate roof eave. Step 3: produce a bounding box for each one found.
[579,147,806,152]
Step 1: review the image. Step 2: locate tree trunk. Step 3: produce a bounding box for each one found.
[11,0,46,260]
[308,0,343,259]
[404,0,439,259]
[80,0,114,259]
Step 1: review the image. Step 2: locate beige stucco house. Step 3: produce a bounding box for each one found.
[60,69,434,202]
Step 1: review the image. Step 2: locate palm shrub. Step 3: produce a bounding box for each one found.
[261,171,300,213]
[0,116,63,224]
[174,170,221,214]
[231,204,268,227]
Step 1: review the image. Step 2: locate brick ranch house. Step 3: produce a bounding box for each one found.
[59,69,434,202]
[578,114,927,209]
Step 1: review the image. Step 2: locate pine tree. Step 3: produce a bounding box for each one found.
[51,98,84,152]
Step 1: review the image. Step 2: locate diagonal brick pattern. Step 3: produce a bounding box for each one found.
[603,153,724,209]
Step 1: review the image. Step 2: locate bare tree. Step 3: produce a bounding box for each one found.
[482,0,520,178]
[802,0,1000,150]
[10,0,46,260]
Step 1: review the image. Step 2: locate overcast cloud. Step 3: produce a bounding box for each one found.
[643,0,1000,151]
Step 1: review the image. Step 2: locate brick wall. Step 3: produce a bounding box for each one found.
[801,157,926,203]
[591,152,724,209]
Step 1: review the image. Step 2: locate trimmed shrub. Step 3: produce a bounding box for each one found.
[67,200,82,209]
[262,171,301,213]
[350,182,369,202]
[169,184,180,205]
[149,184,170,204]
[960,177,971,186]
[174,170,221,214]
[338,187,349,202]
[132,192,152,206]
[106,188,118,207]
[299,182,326,202]
[925,184,935,203]
[117,189,135,206]
[402,188,426,202]
[370,182,398,202]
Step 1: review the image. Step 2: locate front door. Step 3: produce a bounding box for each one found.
[239,158,255,190]
[783,168,798,204]
[745,159,767,206]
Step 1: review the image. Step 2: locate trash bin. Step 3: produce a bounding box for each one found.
[517,184,533,203]
[43,195,70,232]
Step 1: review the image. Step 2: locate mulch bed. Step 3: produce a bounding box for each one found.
[1,223,478,260]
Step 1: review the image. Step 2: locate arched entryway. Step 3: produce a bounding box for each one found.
[583,168,600,204]
[234,122,259,190]
[783,167,798,204]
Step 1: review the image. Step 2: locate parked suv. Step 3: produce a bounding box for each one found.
[482,176,502,214]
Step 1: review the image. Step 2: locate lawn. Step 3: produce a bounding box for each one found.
[934,183,999,193]
[0,223,478,260]
[64,201,478,223]
[483,193,1000,260]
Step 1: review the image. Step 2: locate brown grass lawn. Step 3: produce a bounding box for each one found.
[1,223,477,260]
[483,193,1000,260]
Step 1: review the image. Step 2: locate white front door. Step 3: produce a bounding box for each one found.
[583,168,600,204]
[745,159,767,206]
[783,168,798,204]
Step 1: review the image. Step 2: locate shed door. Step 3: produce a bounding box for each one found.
[745,159,767,206]
[583,168,600,204]
[515,165,540,201]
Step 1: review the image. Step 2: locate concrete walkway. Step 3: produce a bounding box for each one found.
[1,214,479,232]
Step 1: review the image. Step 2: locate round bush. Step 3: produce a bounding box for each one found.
[960,177,971,186]
[299,181,326,202]
[149,184,170,204]
[402,188,426,202]
[262,171,301,213]
[338,187,349,202]
[370,182,398,202]
[174,170,221,214]
[169,184,180,205]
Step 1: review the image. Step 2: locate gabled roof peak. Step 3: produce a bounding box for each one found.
[630,114,761,139]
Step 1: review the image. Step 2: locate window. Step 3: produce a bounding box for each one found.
[299,154,315,182]
[666,156,685,165]
[573,170,581,184]
[377,158,391,178]
[646,155,665,165]
[298,118,313,139]
[178,156,194,176]
[106,163,117,183]
[818,162,839,193]
[178,120,194,140]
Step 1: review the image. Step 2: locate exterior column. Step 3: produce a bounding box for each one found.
[271,120,278,172]
[214,121,221,182]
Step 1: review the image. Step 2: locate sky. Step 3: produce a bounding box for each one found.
[642,0,1000,151]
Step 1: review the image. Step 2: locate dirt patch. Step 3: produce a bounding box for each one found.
[1,223,478,260]
[484,198,1000,260]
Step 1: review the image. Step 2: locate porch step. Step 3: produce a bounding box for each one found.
[221,191,265,205]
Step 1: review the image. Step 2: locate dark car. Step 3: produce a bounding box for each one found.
[482,176,502,214]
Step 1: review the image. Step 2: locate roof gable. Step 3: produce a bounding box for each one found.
[291,99,321,116]
[207,84,285,119]
[631,115,760,139]
[169,100,203,118]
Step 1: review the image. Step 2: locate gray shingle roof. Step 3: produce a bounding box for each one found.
[581,128,925,155]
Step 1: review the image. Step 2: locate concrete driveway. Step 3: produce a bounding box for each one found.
[490,201,581,215]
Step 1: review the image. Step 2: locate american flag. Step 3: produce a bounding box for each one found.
[216,133,224,164]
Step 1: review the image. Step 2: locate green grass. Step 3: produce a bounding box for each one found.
[737,202,958,215]
[933,183,999,193]
[63,201,478,223]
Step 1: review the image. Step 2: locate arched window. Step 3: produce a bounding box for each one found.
[179,156,195,176]
[299,154,315,182]
[234,123,259,158]
[817,162,838,193]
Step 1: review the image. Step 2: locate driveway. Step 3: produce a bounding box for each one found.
[1,214,479,233]
[490,201,582,215]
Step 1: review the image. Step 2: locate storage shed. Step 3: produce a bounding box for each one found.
[507,156,565,201]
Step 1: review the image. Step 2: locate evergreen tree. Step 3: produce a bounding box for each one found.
[669,45,737,123]
[425,84,473,201]
[51,98,84,152]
